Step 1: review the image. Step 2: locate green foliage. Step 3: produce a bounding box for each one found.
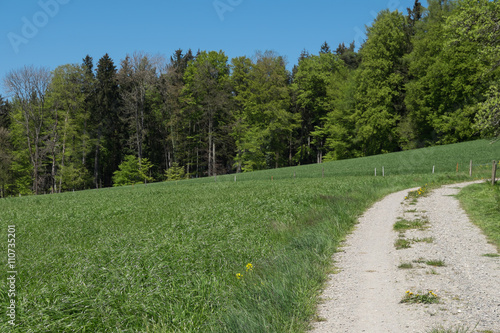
[0,127,12,197]
[353,10,409,155]
[183,50,233,176]
[405,0,500,145]
[292,52,347,163]
[232,51,299,170]
[112,155,154,186]
[138,158,154,184]
[475,84,500,141]
[94,53,121,188]
[46,64,91,192]
[164,162,186,181]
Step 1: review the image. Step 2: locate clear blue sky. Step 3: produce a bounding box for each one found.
[1,0,426,98]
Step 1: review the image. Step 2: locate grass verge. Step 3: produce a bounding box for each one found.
[457,182,500,251]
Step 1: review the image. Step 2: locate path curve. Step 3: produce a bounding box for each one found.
[311,181,500,333]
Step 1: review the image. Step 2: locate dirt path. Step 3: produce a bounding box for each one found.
[311,182,500,333]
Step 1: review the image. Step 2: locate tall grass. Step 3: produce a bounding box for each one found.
[0,140,498,332]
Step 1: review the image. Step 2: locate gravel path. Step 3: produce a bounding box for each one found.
[311,181,500,333]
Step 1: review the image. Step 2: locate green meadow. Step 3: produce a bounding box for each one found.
[1,140,499,332]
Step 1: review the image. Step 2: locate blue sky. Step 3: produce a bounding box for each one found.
[1,0,426,97]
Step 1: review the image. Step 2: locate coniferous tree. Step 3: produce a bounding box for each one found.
[320,42,331,54]
[118,52,163,163]
[0,97,12,196]
[81,55,96,170]
[93,54,121,188]
[0,95,11,128]
[335,41,361,70]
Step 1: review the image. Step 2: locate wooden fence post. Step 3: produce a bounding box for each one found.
[382,166,385,177]
[432,166,435,174]
[492,161,497,186]
[469,160,472,177]
[456,163,459,173]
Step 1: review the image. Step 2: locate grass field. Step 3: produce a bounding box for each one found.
[0,140,499,332]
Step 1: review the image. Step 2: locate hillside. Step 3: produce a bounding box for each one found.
[0,140,498,332]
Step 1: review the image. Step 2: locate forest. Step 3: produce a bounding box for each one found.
[0,0,499,196]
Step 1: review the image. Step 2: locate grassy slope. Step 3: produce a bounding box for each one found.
[0,140,498,332]
[458,182,500,251]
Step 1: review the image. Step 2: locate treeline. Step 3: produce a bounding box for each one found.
[0,0,499,196]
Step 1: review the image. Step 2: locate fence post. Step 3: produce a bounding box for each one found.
[492,161,497,186]
[469,160,472,177]
[382,166,385,177]
[432,165,435,174]
[214,174,217,182]
[234,175,236,182]
[456,163,459,173]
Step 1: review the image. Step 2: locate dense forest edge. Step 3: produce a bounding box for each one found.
[0,0,499,196]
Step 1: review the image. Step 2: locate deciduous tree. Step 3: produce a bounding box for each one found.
[183,50,233,176]
[4,65,52,194]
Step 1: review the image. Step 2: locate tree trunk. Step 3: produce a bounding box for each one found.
[94,126,102,189]
[208,117,213,176]
[59,110,70,193]
[213,141,216,176]
[82,117,87,166]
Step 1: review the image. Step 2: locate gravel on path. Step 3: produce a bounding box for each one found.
[311,181,499,333]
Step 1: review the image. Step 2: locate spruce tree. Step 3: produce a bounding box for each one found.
[94,53,121,188]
